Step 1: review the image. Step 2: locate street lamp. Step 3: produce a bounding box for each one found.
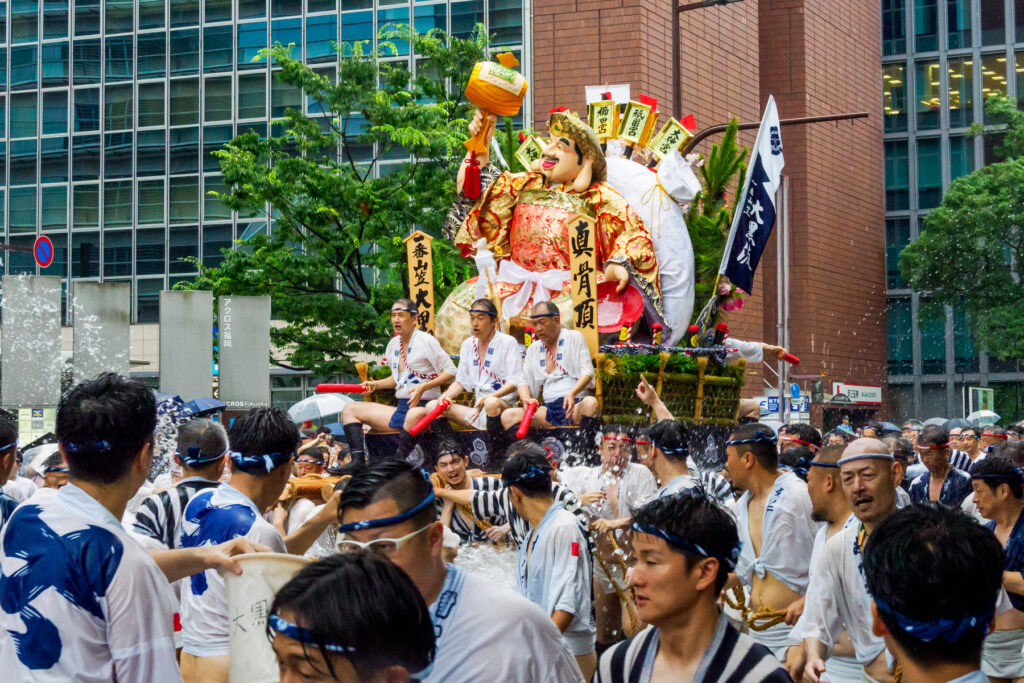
[672,0,746,119]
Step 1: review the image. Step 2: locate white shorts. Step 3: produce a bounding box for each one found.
[982,628,1024,678]
[821,655,862,683]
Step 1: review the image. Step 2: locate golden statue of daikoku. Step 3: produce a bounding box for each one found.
[435,109,666,353]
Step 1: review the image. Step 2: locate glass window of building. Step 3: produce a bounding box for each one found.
[41,186,67,231]
[9,186,35,232]
[886,218,910,289]
[1017,51,1024,111]
[105,0,132,34]
[953,306,978,373]
[947,0,971,48]
[72,135,100,181]
[378,7,410,55]
[8,236,36,274]
[136,278,162,322]
[202,223,233,268]
[982,53,1009,122]
[947,56,973,127]
[106,36,133,82]
[885,140,910,211]
[12,0,38,43]
[169,225,198,273]
[306,15,338,63]
[103,230,131,276]
[137,129,165,175]
[136,228,165,275]
[10,139,36,185]
[73,184,98,227]
[47,234,68,278]
[44,0,70,39]
[0,52,7,90]
[271,78,302,117]
[169,175,199,224]
[74,0,99,36]
[918,300,946,374]
[169,127,200,175]
[138,34,167,79]
[204,124,232,172]
[43,92,68,135]
[414,4,446,35]
[10,92,36,138]
[74,87,99,132]
[949,135,975,181]
[888,298,913,374]
[10,45,37,90]
[74,38,101,84]
[271,17,302,60]
[42,42,70,88]
[138,82,165,128]
[205,78,232,122]
[104,179,132,228]
[104,84,133,132]
[41,137,69,183]
[1017,0,1024,41]
[139,0,164,29]
[206,0,231,23]
[104,132,132,179]
[238,22,268,69]
[981,0,1007,45]
[239,72,267,119]
[272,0,300,17]
[204,26,234,73]
[0,98,5,139]
[309,0,335,12]
[984,130,1007,162]
[917,137,942,209]
[170,0,199,28]
[204,175,232,220]
[916,60,941,130]
[170,29,201,76]
[169,79,200,126]
[341,10,373,45]
[137,179,164,224]
[240,0,266,20]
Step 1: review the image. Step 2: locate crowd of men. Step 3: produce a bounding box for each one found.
[0,298,1018,682]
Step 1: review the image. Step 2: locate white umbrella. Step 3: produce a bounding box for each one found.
[287,393,353,423]
[967,409,1000,426]
[25,443,61,475]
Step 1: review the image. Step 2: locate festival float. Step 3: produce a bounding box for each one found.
[319,53,791,470]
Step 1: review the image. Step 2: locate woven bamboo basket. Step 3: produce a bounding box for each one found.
[596,354,745,426]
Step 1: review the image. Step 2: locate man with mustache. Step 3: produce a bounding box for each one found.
[790,438,901,682]
[435,109,667,351]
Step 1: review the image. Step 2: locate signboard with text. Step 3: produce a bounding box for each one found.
[831,382,882,405]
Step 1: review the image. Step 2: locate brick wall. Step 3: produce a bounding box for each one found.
[531,0,886,403]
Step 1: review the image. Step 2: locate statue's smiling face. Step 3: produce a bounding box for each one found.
[539,135,583,186]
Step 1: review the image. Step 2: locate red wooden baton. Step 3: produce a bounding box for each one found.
[316,383,367,393]
[517,401,538,439]
[410,398,452,436]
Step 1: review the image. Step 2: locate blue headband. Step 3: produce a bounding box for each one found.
[44,466,68,474]
[178,446,228,467]
[529,312,559,319]
[632,522,740,571]
[392,306,418,315]
[269,614,354,653]
[230,450,295,474]
[337,488,436,534]
[809,460,839,469]
[972,467,1024,482]
[468,307,498,317]
[726,431,777,447]
[502,466,551,488]
[650,440,689,457]
[0,440,18,452]
[873,596,992,643]
[62,439,112,454]
[837,453,895,466]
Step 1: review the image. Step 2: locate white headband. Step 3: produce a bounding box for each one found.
[837,453,895,467]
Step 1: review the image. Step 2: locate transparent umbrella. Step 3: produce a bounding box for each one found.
[967,410,1000,426]
[287,393,353,424]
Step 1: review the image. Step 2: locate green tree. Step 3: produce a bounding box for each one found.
[186,26,490,375]
[900,94,1024,360]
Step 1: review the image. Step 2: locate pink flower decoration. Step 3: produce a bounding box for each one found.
[720,297,744,312]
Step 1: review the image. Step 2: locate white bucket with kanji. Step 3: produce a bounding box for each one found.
[224,552,312,682]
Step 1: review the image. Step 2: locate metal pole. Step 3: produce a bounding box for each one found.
[782,175,791,422]
[680,112,869,156]
[776,177,787,424]
[674,0,747,119]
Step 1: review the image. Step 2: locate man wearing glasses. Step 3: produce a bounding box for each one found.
[500,301,600,440]
[907,424,973,507]
[336,459,585,683]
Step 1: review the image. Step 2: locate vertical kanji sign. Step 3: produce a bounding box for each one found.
[404,230,435,333]
[568,214,598,358]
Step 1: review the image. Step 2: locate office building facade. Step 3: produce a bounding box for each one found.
[883,0,1024,420]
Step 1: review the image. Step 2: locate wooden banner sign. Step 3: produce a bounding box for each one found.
[568,214,599,358]
[404,230,435,333]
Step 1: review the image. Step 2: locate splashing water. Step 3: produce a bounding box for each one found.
[453,543,518,592]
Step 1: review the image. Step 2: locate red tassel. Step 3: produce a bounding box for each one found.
[464,158,481,200]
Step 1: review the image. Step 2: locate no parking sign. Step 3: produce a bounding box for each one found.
[33,235,54,268]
